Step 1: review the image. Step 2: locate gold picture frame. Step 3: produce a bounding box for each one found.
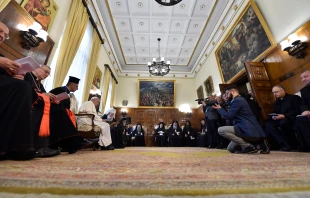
[92,67,103,89]
[21,0,59,32]
[204,76,214,96]
[138,79,176,108]
[215,0,276,83]
[196,85,204,100]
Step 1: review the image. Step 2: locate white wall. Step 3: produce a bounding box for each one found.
[114,77,197,108]
[195,0,310,96]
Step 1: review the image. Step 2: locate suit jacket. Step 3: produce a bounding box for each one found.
[218,95,266,142]
[300,85,310,112]
[273,93,301,123]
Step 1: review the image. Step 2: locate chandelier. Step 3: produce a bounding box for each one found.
[148,38,170,76]
[155,0,182,6]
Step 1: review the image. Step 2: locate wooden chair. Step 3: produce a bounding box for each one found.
[75,113,101,150]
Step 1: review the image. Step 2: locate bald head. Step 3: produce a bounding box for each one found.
[90,97,100,108]
[301,69,310,86]
[0,22,9,43]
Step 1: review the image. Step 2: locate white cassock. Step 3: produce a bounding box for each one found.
[78,101,112,147]
[69,93,79,114]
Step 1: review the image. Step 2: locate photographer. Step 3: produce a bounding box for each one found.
[202,95,221,148]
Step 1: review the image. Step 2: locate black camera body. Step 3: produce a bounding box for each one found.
[195,98,208,105]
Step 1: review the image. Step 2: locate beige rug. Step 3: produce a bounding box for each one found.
[0,147,310,196]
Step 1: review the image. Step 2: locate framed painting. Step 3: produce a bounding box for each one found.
[196,85,204,99]
[92,67,102,89]
[138,80,175,108]
[215,0,276,83]
[21,0,59,32]
[204,76,214,96]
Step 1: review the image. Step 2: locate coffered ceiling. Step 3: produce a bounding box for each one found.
[89,0,245,78]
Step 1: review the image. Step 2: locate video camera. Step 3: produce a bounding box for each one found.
[195,98,208,105]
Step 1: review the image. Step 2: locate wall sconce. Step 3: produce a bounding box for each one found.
[121,108,127,117]
[179,104,192,118]
[20,22,48,49]
[280,34,308,59]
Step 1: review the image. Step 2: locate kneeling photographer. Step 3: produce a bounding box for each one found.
[201,96,221,148]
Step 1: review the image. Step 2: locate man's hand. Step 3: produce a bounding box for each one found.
[212,103,221,110]
[12,74,24,80]
[43,93,57,101]
[301,110,310,116]
[272,114,285,120]
[0,57,21,74]
[201,101,206,106]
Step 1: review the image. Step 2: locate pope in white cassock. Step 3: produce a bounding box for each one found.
[78,97,113,149]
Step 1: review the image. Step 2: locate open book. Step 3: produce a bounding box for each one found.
[15,56,40,75]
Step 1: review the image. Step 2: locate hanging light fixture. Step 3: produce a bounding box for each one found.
[155,0,182,6]
[148,38,170,76]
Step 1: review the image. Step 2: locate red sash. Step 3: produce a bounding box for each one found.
[33,93,51,137]
[66,109,76,127]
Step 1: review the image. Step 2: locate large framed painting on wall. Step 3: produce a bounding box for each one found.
[138,80,175,108]
[92,66,102,89]
[21,0,59,32]
[215,0,276,83]
[204,76,214,96]
[196,85,204,100]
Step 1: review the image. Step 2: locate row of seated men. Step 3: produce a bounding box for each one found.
[0,21,141,160]
[199,70,310,152]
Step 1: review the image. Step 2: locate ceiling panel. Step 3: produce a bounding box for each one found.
[96,0,245,76]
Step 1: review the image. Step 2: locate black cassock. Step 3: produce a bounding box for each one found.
[132,128,145,146]
[24,72,49,150]
[0,68,34,158]
[155,127,167,147]
[183,126,197,147]
[48,86,83,152]
[168,127,184,147]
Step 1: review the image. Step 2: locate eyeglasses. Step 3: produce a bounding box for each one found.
[41,68,51,76]
[0,29,9,40]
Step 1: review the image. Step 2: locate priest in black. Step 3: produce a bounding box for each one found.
[0,22,35,160]
[131,123,145,146]
[168,121,183,147]
[48,76,84,153]
[155,122,167,147]
[182,120,197,147]
[24,65,60,157]
[265,85,301,151]
[295,69,310,152]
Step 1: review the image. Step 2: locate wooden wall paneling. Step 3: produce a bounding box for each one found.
[263,20,310,94]
[114,107,205,146]
[0,0,54,64]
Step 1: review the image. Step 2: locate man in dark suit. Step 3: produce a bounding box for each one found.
[265,85,301,151]
[295,69,310,151]
[213,85,268,154]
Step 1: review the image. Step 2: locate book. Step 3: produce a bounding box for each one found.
[15,56,40,75]
[55,92,69,102]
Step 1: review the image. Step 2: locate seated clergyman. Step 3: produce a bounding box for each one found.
[78,97,114,150]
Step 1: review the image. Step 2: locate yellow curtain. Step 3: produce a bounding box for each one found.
[53,0,88,87]
[100,68,111,113]
[0,0,10,12]
[110,79,116,108]
[82,30,101,103]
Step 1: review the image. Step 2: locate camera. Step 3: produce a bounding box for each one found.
[195,98,208,105]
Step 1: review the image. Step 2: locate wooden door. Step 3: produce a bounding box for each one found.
[245,62,274,120]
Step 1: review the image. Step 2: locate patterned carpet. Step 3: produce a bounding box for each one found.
[0,147,310,196]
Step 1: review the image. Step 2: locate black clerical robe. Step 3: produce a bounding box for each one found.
[0,67,33,155]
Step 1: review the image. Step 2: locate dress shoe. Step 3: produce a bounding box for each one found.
[35,148,61,158]
[237,145,258,154]
[101,145,115,150]
[280,146,292,152]
[68,149,77,154]
[259,139,270,154]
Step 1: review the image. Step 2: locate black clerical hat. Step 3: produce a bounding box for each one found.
[68,76,80,84]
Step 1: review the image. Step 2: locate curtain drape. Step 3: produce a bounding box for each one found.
[53,0,88,87]
[110,79,116,108]
[101,67,111,113]
[0,0,10,12]
[82,30,101,103]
